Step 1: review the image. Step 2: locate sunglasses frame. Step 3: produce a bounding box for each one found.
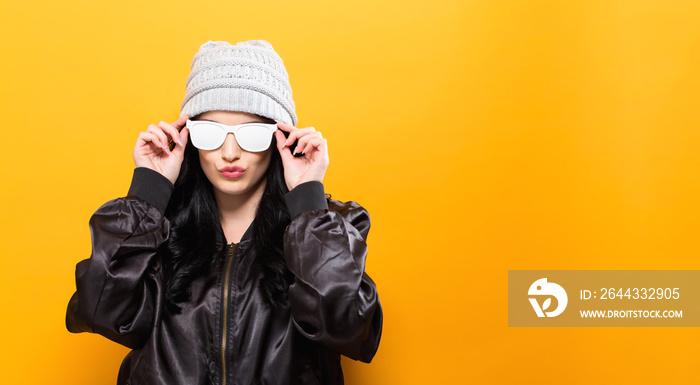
[186,119,278,152]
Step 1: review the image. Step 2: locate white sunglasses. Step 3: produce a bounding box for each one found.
[186,119,278,152]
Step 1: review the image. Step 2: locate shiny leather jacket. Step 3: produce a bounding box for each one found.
[66,168,383,385]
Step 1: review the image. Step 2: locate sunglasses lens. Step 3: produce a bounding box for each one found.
[235,125,273,152]
[190,123,225,150]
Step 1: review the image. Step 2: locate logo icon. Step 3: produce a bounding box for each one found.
[528,278,568,317]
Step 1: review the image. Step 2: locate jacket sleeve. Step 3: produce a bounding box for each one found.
[65,168,173,349]
[283,182,383,363]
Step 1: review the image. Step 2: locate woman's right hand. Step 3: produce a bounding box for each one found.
[133,115,190,185]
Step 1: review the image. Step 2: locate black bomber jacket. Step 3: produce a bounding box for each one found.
[66,168,383,384]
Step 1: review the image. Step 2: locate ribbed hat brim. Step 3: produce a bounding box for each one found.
[180,87,296,125]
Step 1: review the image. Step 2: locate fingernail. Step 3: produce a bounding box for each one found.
[178,140,183,146]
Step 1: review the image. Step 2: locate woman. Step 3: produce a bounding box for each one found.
[66,40,382,385]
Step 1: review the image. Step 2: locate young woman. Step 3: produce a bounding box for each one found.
[66,40,382,385]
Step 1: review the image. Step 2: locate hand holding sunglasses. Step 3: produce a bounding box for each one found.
[274,121,329,191]
[133,115,190,184]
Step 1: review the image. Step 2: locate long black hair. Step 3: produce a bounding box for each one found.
[162,122,292,312]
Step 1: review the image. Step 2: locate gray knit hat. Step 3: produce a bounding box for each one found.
[180,40,297,125]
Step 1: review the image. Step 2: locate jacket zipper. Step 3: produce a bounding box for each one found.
[221,242,235,385]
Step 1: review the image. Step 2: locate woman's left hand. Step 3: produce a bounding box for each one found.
[274,122,329,191]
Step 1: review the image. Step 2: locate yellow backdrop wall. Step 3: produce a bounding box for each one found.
[1,0,700,383]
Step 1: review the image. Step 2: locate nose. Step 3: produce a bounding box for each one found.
[220,133,241,162]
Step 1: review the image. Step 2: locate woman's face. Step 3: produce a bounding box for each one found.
[196,110,273,199]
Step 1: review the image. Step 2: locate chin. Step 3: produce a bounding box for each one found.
[214,183,252,196]
[212,178,266,198]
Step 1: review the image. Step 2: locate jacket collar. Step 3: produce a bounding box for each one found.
[215,221,254,248]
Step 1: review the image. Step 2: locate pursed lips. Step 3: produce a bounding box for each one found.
[218,166,246,179]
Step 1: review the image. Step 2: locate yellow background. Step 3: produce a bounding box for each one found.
[2,0,700,383]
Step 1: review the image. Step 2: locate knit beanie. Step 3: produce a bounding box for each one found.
[180,40,297,125]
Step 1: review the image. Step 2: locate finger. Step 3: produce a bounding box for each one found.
[172,115,189,146]
[274,129,286,148]
[306,138,329,166]
[137,131,161,147]
[172,126,190,157]
[158,120,183,152]
[136,132,165,154]
[274,130,295,162]
[146,124,168,147]
[293,131,322,155]
[146,125,170,154]
[180,125,190,145]
[158,120,183,147]
[300,137,326,156]
[172,114,189,128]
[320,136,329,160]
[277,124,317,147]
[275,121,295,132]
[284,126,317,146]
[148,129,170,154]
[135,131,152,147]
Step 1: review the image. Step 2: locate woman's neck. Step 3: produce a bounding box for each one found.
[214,181,266,244]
